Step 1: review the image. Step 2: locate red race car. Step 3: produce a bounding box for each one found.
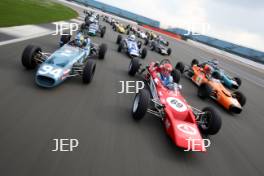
[128,58,222,152]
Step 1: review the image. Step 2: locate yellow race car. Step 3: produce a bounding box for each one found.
[113,23,129,34]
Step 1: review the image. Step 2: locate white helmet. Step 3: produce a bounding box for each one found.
[129,34,136,41]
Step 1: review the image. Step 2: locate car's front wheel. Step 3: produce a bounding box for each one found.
[83,59,96,84]
[128,58,140,76]
[98,43,107,59]
[21,45,42,69]
[132,89,150,120]
[199,107,222,135]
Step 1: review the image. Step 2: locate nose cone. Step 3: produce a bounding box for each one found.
[171,119,206,152]
[36,75,56,88]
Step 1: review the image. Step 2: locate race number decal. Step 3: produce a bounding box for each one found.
[166,97,187,112]
[177,124,197,135]
[38,65,62,78]
[196,76,202,85]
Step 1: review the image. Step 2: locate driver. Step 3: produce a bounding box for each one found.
[74,33,88,48]
[156,63,174,88]
[203,64,213,78]
[128,34,136,41]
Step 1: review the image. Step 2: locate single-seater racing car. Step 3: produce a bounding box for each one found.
[21,33,107,88]
[191,59,241,89]
[128,58,222,152]
[116,34,147,59]
[145,37,172,56]
[175,59,246,114]
[80,21,106,38]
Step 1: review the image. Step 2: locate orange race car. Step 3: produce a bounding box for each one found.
[175,59,246,114]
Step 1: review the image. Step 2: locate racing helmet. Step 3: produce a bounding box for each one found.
[160,63,173,76]
[128,34,136,41]
[204,64,212,74]
[75,33,85,47]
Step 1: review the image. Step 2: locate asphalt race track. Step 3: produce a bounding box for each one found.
[0,3,264,176]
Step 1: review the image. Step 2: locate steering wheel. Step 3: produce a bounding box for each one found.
[160,59,171,65]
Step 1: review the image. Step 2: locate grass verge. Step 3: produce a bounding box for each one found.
[0,0,78,27]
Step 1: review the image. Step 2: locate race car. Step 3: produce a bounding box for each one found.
[116,34,147,59]
[113,23,129,34]
[136,30,148,40]
[128,58,222,152]
[175,59,246,114]
[85,13,99,26]
[158,36,169,46]
[146,31,157,40]
[192,59,242,89]
[21,33,107,88]
[145,38,172,56]
[80,21,106,38]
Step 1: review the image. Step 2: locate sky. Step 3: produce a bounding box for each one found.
[97,0,264,52]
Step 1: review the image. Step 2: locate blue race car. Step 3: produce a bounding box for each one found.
[116,34,147,59]
[21,34,107,88]
[80,21,106,38]
[192,59,242,89]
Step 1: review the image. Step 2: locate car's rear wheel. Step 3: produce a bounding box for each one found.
[141,48,147,59]
[191,59,199,66]
[167,48,172,55]
[144,39,149,45]
[98,43,107,59]
[171,69,181,83]
[175,62,185,73]
[21,45,42,69]
[132,89,150,120]
[137,41,142,49]
[233,77,242,87]
[116,35,122,44]
[198,83,212,99]
[199,107,222,135]
[212,71,221,80]
[83,59,96,84]
[128,58,140,76]
[117,43,122,52]
[100,26,106,38]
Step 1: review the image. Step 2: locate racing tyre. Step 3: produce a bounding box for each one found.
[175,62,185,73]
[128,58,140,76]
[83,60,96,84]
[137,41,142,49]
[144,39,149,45]
[141,48,147,59]
[116,35,122,44]
[233,77,242,87]
[199,107,222,135]
[150,44,155,51]
[167,48,172,56]
[211,71,222,80]
[233,91,246,106]
[60,34,71,47]
[171,69,181,83]
[117,43,122,52]
[132,89,150,120]
[98,44,107,59]
[191,59,199,66]
[166,41,169,46]
[80,23,85,31]
[198,83,212,99]
[22,45,42,69]
[100,27,106,38]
